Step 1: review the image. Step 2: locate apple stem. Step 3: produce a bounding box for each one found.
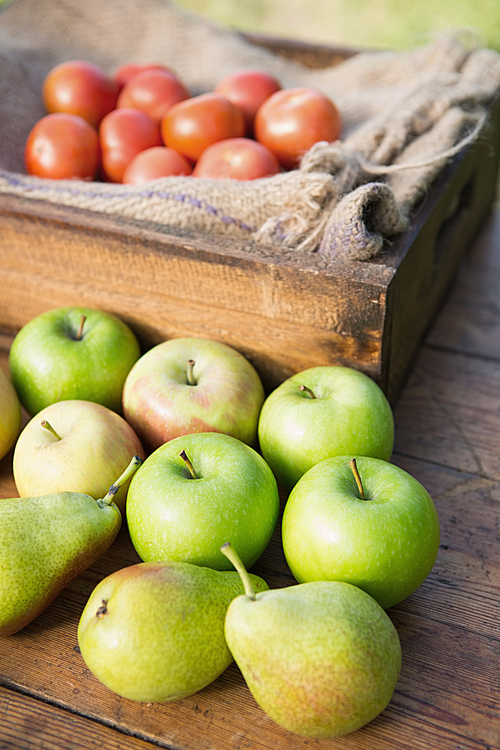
[99,455,143,507]
[41,419,62,441]
[220,542,256,600]
[186,359,197,386]
[180,450,198,479]
[349,458,366,500]
[76,314,86,341]
[299,384,316,399]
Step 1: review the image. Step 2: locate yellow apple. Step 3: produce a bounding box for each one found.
[13,399,145,514]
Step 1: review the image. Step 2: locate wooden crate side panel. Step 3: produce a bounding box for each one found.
[383,103,500,404]
[0,208,389,391]
[241,32,359,69]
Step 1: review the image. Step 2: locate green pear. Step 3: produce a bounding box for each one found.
[0,455,142,636]
[221,543,402,739]
[77,559,269,703]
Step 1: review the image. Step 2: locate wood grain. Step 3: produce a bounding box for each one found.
[427,208,500,360]
[0,685,159,750]
[0,195,390,391]
[394,346,500,478]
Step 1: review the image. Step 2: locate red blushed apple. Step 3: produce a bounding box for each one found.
[122,337,265,452]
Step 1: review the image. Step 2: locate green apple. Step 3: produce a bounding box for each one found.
[0,367,21,462]
[126,432,280,570]
[9,307,141,416]
[282,455,440,609]
[122,337,265,452]
[258,365,394,492]
[13,399,145,514]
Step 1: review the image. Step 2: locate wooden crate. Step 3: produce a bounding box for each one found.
[0,38,499,404]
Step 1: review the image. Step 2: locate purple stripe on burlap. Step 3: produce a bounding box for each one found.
[0,170,257,233]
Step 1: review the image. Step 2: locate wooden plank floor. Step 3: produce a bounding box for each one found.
[0,209,499,749]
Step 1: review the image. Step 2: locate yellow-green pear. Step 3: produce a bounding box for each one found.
[0,367,21,462]
[77,559,269,703]
[0,455,142,636]
[221,543,402,739]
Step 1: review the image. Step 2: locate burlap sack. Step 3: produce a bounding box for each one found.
[1,0,499,261]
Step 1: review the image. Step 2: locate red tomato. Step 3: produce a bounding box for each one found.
[43,60,119,128]
[122,146,193,184]
[215,69,281,134]
[99,108,162,183]
[254,87,342,170]
[193,138,280,180]
[25,113,100,180]
[117,69,190,123]
[161,93,245,163]
[113,63,173,90]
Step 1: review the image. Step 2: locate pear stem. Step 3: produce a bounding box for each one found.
[349,458,366,500]
[186,359,196,386]
[180,450,198,479]
[76,314,86,341]
[99,455,143,506]
[41,419,61,441]
[299,384,316,399]
[220,542,256,600]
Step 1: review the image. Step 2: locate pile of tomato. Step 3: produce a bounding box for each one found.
[25,60,342,184]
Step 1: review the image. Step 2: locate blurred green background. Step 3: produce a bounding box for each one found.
[175,0,500,51]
